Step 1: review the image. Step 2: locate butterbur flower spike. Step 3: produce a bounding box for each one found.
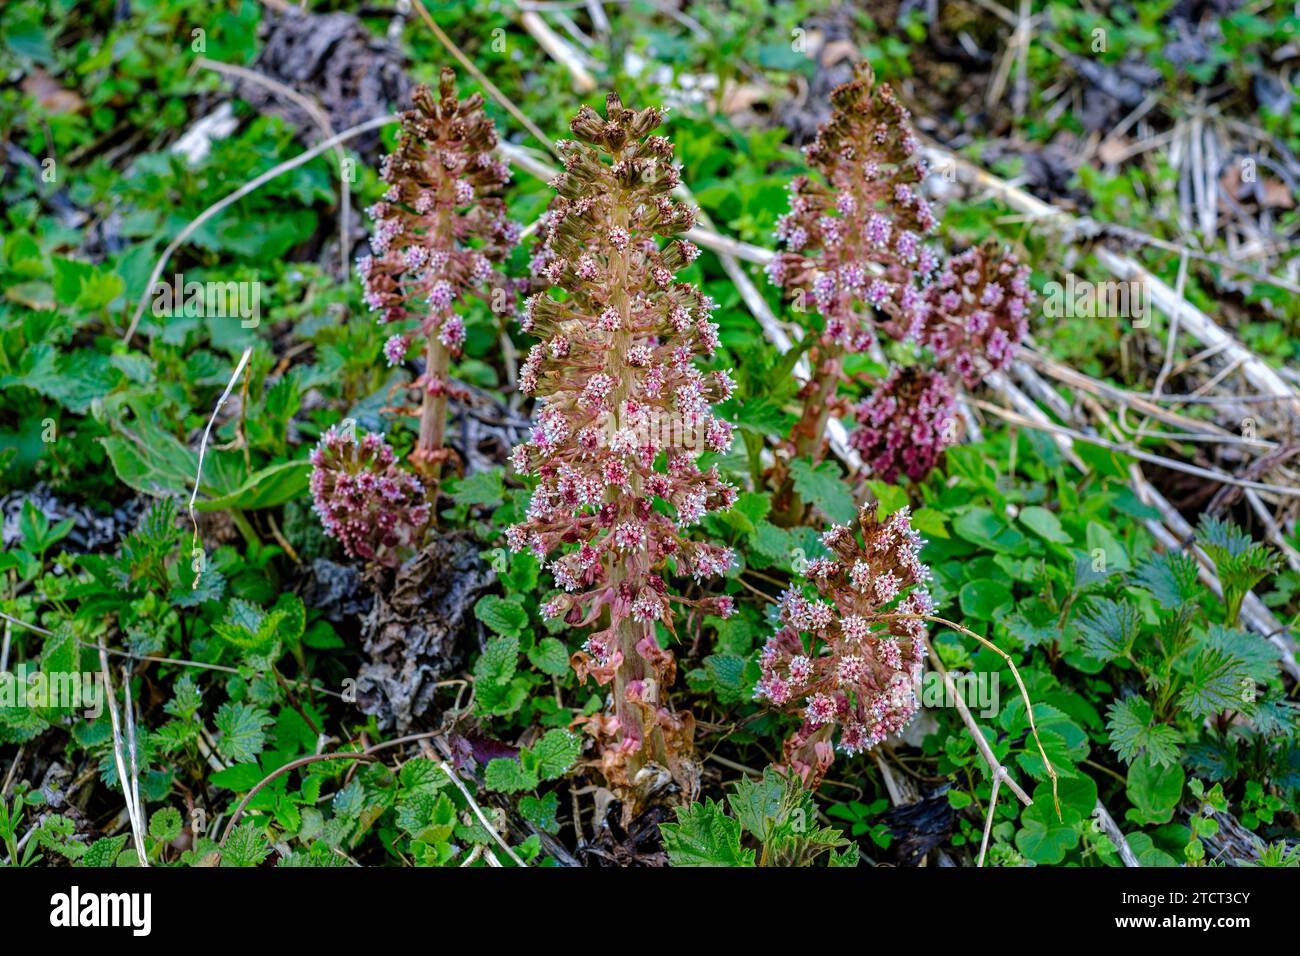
[849,365,956,484]
[309,426,430,569]
[360,67,518,484]
[755,504,932,789]
[768,63,936,466]
[920,240,1033,387]
[507,92,739,807]
[848,241,1033,481]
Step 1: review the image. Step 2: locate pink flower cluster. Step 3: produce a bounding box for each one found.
[918,242,1033,386]
[506,93,738,794]
[309,427,430,568]
[849,365,956,483]
[358,68,519,368]
[766,63,1036,483]
[755,505,932,788]
[767,63,937,353]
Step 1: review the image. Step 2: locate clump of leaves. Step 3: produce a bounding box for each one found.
[661,768,854,867]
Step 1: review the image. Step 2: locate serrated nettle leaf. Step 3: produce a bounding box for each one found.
[484,756,538,793]
[1105,696,1182,768]
[661,799,756,867]
[789,457,856,524]
[450,468,505,508]
[474,634,519,687]
[519,791,560,835]
[213,702,272,764]
[1073,597,1143,661]
[1133,551,1200,609]
[474,596,528,638]
[1178,646,1255,721]
[148,807,182,843]
[528,637,571,677]
[530,729,581,780]
[703,653,749,704]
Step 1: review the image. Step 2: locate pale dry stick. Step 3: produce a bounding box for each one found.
[976,772,1002,867]
[921,144,1300,416]
[194,56,352,277]
[931,665,1031,805]
[551,12,599,56]
[909,618,1059,813]
[0,609,52,636]
[1020,350,1277,451]
[122,114,396,344]
[88,640,344,697]
[585,0,611,35]
[409,0,556,157]
[188,345,254,589]
[1093,800,1141,867]
[1152,250,1190,396]
[195,730,229,774]
[969,397,1300,498]
[435,758,527,867]
[516,6,597,92]
[121,664,145,859]
[1012,0,1031,119]
[97,639,148,866]
[0,613,11,674]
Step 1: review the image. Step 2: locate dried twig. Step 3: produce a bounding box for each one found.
[97,639,149,866]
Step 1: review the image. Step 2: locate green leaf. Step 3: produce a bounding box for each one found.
[398,758,445,795]
[1125,754,1185,826]
[1020,506,1071,543]
[864,480,909,519]
[953,507,1025,554]
[484,756,537,793]
[1086,521,1130,572]
[213,702,273,764]
[958,579,1014,620]
[703,653,749,704]
[1178,646,1254,721]
[1015,799,1081,864]
[519,792,560,835]
[531,729,581,780]
[220,821,272,867]
[149,807,182,843]
[474,596,528,638]
[789,458,855,524]
[661,799,756,867]
[1073,598,1142,661]
[1106,697,1182,768]
[78,834,128,868]
[210,762,266,791]
[727,771,787,842]
[474,634,519,687]
[528,637,571,677]
[450,469,505,508]
[1134,551,1200,609]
